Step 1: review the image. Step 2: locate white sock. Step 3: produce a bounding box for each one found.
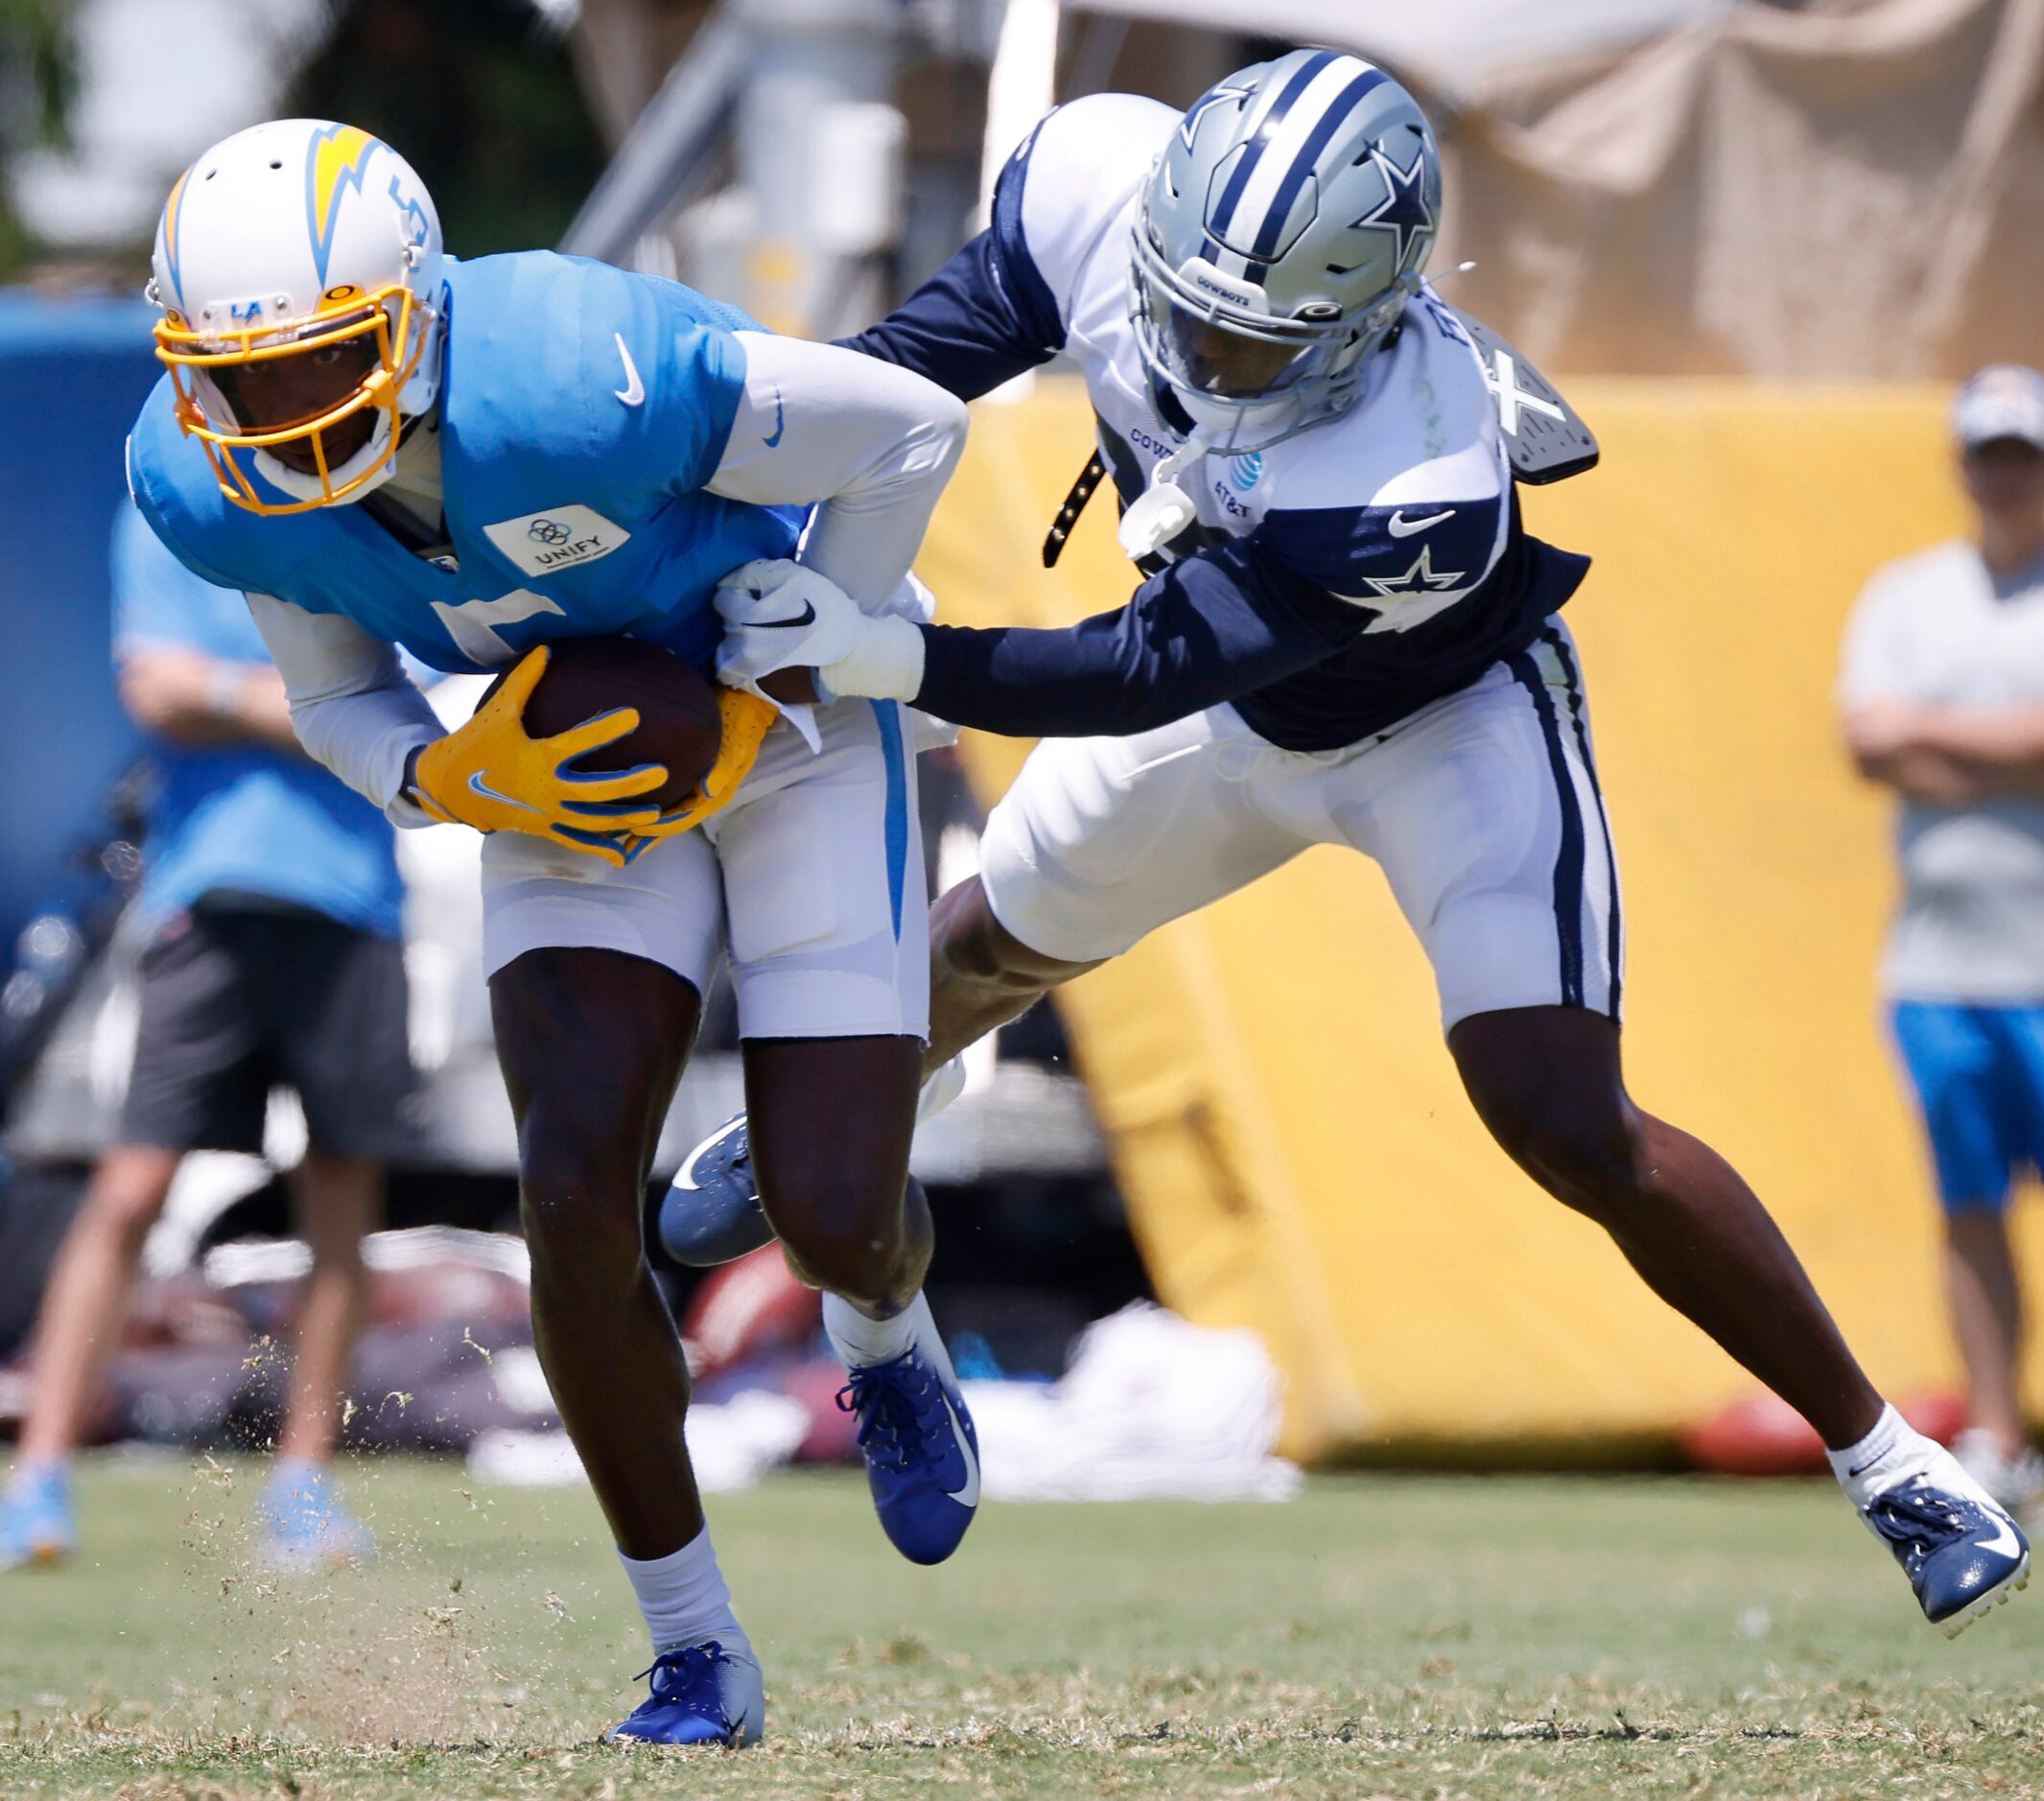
[618,1524,744,1655]
[825,1288,931,1368]
[1826,1403,1935,1510]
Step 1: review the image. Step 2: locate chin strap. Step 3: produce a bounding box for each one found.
[1116,432,1211,561]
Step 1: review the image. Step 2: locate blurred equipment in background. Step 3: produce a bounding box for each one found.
[0,508,417,1572]
[562,0,2044,375]
[1840,363,2044,1520]
[0,290,152,961]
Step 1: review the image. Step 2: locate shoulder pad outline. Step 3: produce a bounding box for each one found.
[1445,305,1598,485]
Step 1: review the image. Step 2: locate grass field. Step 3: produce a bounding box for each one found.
[2,1456,2041,1798]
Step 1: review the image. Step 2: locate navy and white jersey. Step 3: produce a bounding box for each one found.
[843,93,1590,750]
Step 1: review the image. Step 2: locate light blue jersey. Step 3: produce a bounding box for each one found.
[110,503,404,938]
[126,252,801,677]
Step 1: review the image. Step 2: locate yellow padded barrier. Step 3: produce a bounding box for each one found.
[918,378,2021,1462]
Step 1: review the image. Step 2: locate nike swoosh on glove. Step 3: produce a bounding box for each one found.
[407,645,665,866]
[619,687,780,861]
[714,558,926,704]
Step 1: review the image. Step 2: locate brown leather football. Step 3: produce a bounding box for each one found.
[493,637,722,812]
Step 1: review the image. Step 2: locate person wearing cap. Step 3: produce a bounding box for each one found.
[1840,363,2044,1515]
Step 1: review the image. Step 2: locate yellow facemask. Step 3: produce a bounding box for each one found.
[153,281,430,515]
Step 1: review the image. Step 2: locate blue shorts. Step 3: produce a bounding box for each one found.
[1890,1000,2044,1216]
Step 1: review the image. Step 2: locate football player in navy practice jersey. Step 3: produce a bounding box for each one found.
[683,51,2029,1638]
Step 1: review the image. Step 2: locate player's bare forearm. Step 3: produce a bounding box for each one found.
[1906,704,2044,773]
[1851,698,2044,772]
[118,650,305,755]
[1852,744,1987,806]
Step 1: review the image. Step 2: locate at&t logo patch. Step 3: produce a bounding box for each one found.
[1228,450,1265,494]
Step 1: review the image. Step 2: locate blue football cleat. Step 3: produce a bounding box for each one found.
[0,1462,76,1570]
[661,1113,775,1269]
[1864,1469,2030,1637]
[255,1461,374,1570]
[662,1061,969,1271]
[837,1340,980,1566]
[605,1637,765,1746]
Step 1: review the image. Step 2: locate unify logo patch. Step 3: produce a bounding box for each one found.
[482,503,632,576]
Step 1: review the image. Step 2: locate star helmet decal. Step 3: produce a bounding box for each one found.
[1352,140,1435,274]
[1363,544,1465,597]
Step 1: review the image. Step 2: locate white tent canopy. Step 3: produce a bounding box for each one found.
[1060,0,1733,97]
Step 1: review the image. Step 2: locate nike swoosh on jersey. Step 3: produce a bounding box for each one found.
[1388,509,1455,537]
[752,600,817,629]
[468,771,542,814]
[764,386,786,449]
[941,1388,980,1508]
[613,334,646,407]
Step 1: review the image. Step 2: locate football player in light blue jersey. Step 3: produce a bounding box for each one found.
[124,118,983,1745]
[687,51,2031,1639]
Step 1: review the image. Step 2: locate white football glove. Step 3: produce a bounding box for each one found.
[714,558,926,703]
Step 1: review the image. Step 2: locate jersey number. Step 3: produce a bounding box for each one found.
[431,590,567,666]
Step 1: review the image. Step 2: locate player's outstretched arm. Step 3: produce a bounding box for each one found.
[715,536,1374,739]
[117,647,302,756]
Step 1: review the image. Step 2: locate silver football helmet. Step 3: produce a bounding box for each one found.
[1132,49,1442,449]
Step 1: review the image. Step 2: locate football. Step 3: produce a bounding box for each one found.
[503,637,722,812]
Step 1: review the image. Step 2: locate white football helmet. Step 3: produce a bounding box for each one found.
[1132,50,1442,450]
[148,119,444,512]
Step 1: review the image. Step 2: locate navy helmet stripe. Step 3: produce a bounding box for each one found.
[1249,67,1390,261]
[1542,626,1622,1019]
[1209,51,1339,243]
[1508,647,1586,1009]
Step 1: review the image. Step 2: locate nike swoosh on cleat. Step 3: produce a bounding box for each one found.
[677,1117,748,1190]
[752,601,816,630]
[941,1389,979,1509]
[468,771,542,814]
[764,386,786,448]
[1978,1512,2024,1559]
[613,334,646,407]
[1388,509,1454,537]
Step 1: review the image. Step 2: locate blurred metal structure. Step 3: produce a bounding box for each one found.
[557,0,1742,342]
[562,0,923,336]
[558,7,748,269]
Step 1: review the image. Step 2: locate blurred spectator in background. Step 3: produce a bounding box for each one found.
[0,505,416,1571]
[1840,364,2044,1518]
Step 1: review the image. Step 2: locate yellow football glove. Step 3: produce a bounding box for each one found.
[619,687,780,861]
[408,646,668,867]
